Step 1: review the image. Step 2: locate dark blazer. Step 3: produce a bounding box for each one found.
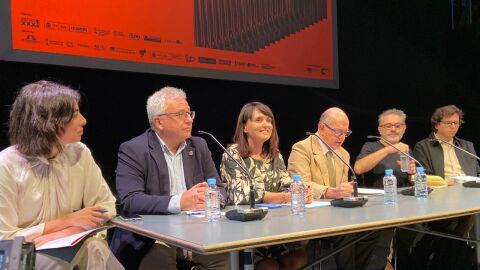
[110,129,225,269]
[413,133,480,178]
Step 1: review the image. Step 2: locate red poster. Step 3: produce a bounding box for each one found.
[11,1,335,82]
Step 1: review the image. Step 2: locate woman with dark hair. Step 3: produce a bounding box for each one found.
[0,81,123,269]
[220,102,312,270]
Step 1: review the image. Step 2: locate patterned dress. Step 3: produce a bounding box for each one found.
[220,144,292,205]
[220,144,300,260]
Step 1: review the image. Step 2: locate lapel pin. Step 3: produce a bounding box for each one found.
[188,150,194,156]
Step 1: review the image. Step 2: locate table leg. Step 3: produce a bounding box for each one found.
[475,214,480,270]
[230,250,239,270]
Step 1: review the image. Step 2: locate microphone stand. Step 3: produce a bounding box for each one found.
[306,132,367,207]
[429,138,480,161]
[367,135,423,167]
[198,130,267,221]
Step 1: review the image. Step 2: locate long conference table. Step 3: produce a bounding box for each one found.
[111,185,480,269]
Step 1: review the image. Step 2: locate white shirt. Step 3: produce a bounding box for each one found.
[0,143,116,242]
[155,134,187,214]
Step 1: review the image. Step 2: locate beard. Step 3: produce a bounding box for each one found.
[384,134,402,144]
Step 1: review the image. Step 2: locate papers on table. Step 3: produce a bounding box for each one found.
[281,201,331,208]
[185,210,226,218]
[37,229,95,250]
[357,188,384,195]
[452,175,480,183]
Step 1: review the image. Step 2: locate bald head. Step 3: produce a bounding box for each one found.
[317,107,350,150]
[319,107,349,126]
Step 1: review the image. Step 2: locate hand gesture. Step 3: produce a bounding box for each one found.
[304,185,314,204]
[180,182,208,210]
[62,205,109,230]
[326,182,353,199]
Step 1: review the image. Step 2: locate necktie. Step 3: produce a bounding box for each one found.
[326,151,336,187]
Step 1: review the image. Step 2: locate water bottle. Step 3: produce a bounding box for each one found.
[290,175,306,215]
[414,167,428,199]
[383,169,397,205]
[205,178,221,222]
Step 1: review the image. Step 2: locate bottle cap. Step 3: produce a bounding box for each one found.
[207,178,216,186]
[416,167,425,173]
[292,175,301,182]
[385,169,393,175]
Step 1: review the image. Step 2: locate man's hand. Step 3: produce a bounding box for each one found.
[325,182,353,199]
[388,142,409,155]
[180,182,209,211]
[408,159,416,175]
[304,185,314,204]
[62,205,109,230]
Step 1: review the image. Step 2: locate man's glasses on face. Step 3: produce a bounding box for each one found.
[323,122,352,137]
[158,110,196,120]
[380,123,405,129]
[440,120,463,127]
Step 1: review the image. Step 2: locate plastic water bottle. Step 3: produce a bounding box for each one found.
[205,178,221,222]
[383,169,397,205]
[290,175,306,215]
[414,167,428,199]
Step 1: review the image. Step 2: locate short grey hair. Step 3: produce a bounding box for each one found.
[378,108,406,125]
[146,86,187,127]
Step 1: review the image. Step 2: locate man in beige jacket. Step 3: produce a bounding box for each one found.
[288,107,354,199]
[288,107,392,270]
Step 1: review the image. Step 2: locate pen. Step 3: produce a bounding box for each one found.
[186,210,205,216]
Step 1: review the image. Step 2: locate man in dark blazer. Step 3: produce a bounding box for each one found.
[110,86,228,270]
[411,105,479,269]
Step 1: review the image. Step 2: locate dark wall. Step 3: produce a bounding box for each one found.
[1,0,479,190]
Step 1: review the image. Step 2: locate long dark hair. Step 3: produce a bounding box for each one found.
[232,102,280,158]
[8,80,80,157]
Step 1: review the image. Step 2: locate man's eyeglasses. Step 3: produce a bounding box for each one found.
[440,120,463,127]
[380,123,405,129]
[323,122,352,137]
[158,110,195,120]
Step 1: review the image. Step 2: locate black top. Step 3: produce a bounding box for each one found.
[356,141,411,188]
[413,133,480,178]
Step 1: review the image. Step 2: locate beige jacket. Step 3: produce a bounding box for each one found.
[287,135,350,199]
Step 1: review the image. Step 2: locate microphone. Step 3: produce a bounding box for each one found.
[198,130,268,221]
[367,135,423,167]
[306,132,367,207]
[429,138,480,161]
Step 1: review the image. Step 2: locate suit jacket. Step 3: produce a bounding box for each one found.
[287,135,350,199]
[110,129,225,269]
[414,133,480,178]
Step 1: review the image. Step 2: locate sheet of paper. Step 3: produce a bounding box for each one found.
[358,188,384,195]
[282,201,331,208]
[452,176,480,182]
[36,229,95,250]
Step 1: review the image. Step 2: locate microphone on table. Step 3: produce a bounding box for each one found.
[368,135,423,167]
[429,137,480,188]
[429,137,480,161]
[306,132,367,207]
[198,130,268,221]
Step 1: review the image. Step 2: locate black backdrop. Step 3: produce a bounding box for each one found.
[1,0,479,190]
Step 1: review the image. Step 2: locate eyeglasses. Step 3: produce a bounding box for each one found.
[440,120,463,127]
[380,123,405,129]
[158,110,195,120]
[323,122,352,137]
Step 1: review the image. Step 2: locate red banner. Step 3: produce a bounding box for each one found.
[11,1,334,80]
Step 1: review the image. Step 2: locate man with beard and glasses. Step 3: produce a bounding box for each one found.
[354,108,415,188]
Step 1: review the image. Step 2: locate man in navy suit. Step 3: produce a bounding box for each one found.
[110,86,229,270]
